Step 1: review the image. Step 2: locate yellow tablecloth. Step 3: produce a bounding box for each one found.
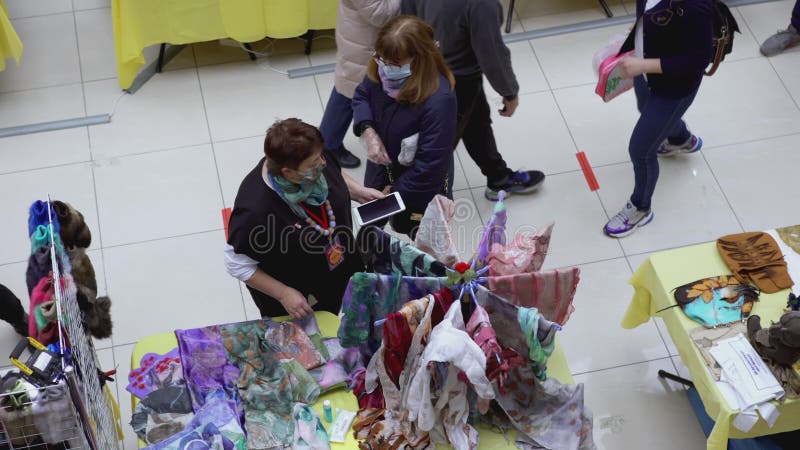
[622,241,800,450]
[112,0,338,89]
[0,0,23,71]
[132,311,575,448]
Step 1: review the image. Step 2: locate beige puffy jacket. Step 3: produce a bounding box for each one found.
[334,0,401,99]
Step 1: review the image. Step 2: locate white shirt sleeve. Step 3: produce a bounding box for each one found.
[224,243,258,282]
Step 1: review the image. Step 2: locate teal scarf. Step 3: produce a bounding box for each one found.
[269,172,328,206]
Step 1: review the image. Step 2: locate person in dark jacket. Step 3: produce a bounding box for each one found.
[352,15,457,238]
[402,0,545,201]
[224,119,383,319]
[604,0,713,238]
[1,283,28,336]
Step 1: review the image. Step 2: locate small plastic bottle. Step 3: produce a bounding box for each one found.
[323,400,333,422]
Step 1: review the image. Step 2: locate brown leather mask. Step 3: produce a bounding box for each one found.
[717,232,794,294]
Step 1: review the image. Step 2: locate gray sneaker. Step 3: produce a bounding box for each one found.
[657,134,703,157]
[603,202,654,238]
[760,25,800,57]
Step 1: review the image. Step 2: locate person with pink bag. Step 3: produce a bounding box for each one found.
[603,0,713,238]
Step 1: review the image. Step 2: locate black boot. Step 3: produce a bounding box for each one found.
[330,146,362,169]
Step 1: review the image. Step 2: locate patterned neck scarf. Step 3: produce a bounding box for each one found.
[269,171,328,206]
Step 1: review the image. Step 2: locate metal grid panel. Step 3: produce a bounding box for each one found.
[46,199,119,450]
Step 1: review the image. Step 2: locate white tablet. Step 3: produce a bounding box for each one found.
[353,191,406,227]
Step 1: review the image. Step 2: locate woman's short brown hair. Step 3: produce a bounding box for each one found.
[367,15,455,105]
[263,118,323,174]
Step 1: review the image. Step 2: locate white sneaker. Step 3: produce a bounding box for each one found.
[604,202,654,238]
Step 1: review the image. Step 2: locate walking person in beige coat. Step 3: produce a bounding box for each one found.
[319,0,401,169]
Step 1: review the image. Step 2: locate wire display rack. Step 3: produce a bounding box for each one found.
[0,198,119,450]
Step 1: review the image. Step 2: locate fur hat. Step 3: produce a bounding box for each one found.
[68,247,98,303]
[82,294,113,340]
[748,311,800,366]
[53,200,91,248]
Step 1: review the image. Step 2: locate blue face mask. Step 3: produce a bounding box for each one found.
[377,59,412,80]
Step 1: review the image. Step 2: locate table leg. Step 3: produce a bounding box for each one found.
[505,0,516,33]
[598,0,614,18]
[156,44,166,73]
[303,30,314,55]
[657,369,695,388]
[243,43,257,61]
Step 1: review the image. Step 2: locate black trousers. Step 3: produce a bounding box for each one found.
[454,72,511,186]
[0,283,26,328]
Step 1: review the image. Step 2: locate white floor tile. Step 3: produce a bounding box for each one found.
[199,56,322,142]
[685,57,800,148]
[625,254,682,358]
[470,171,624,269]
[0,260,29,366]
[654,317,680,357]
[738,0,798,45]
[531,24,631,90]
[73,0,110,11]
[704,134,800,231]
[0,82,85,127]
[85,72,210,159]
[0,163,99,265]
[0,127,91,174]
[517,0,627,31]
[670,355,692,381]
[3,0,72,19]
[240,281,261,321]
[315,71,334,109]
[75,7,116,81]
[595,158,742,256]
[770,51,800,105]
[0,13,81,92]
[458,90,581,186]
[553,81,639,167]
[559,258,670,374]
[104,232,246,345]
[213,135,265,207]
[725,8,763,62]
[93,145,223,247]
[112,343,140,450]
[308,45,336,68]
[0,260,28,306]
[574,359,707,450]
[483,41,549,97]
[624,252,648,272]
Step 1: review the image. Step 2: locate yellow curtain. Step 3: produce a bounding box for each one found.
[112,0,338,89]
[0,0,23,71]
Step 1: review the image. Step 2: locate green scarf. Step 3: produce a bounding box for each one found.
[270,172,328,206]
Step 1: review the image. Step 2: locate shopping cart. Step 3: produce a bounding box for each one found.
[0,198,120,449]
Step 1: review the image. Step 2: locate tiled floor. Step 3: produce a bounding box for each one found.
[1,0,799,449]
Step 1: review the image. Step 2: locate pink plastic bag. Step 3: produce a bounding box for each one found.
[595,50,634,102]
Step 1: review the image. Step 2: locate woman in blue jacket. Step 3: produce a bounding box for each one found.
[352,15,457,238]
[604,0,713,238]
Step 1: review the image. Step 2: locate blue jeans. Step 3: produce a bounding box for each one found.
[629,76,698,211]
[793,0,800,30]
[319,87,353,151]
